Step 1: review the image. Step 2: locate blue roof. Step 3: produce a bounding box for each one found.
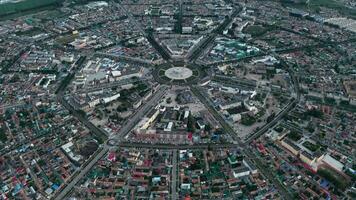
[320,179,329,188]
[13,183,22,195]
[52,184,60,190]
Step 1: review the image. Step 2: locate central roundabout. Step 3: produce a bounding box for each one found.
[153,61,205,85]
[164,67,193,80]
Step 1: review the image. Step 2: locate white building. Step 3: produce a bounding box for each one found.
[318,154,345,173]
[102,93,120,104]
[164,122,174,132]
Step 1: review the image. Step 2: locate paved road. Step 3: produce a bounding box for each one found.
[76,78,141,94]
[115,1,171,60]
[49,2,315,200]
[244,49,301,143]
[241,147,294,199]
[54,56,111,200]
[244,98,296,143]
[190,86,238,138]
[177,0,183,34]
[20,155,44,195]
[187,6,242,62]
[53,146,109,200]
[53,85,167,199]
[110,85,168,142]
[115,2,146,35]
[188,34,303,198]
[171,150,178,200]
[0,94,54,111]
[0,102,26,110]
[190,86,294,199]
[95,52,153,65]
[147,34,172,60]
[58,95,108,139]
[119,142,237,149]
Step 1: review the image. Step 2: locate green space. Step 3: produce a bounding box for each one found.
[308,0,347,11]
[56,34,79,45]
[274,126,284,133]
[226,105,248,114]
[55,73,74,94]
[302,141,320,152]
[317,167,349,191]
[284,0,356,18]
[187,115,196,132]
[304,108,324,119]
[241,115,256,126]
[34,10,65,21]
[242,25,268,37]
[0,0,63,17]
[158,70,165,77]
[0,127,7,142]
[252,92,267,103]
[338,101,356,112]
[324,97,336,106]
[287,131,302,141]
[15,27,43,37]
[37,159,46,166]
[273,92,290,104]
[266,112,275,123]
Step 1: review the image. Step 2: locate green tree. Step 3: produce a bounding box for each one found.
[187,115,196,132]
[0,127,7,142]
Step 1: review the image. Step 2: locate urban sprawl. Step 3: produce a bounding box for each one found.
[0,0,355,199]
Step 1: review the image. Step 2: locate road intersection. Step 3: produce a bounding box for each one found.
[53,2,303,200]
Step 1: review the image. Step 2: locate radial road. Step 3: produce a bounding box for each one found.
[53,85,167,200]
[171,150,178,200]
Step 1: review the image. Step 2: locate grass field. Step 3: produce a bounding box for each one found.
[242,25,268,37]
[56,34,79,45]
[0,0,62,16]
[284,0,356,18]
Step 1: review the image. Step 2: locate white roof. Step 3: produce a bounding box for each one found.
[111,70,121,77]
[61,142,74,150]
[184,111,190,119]
[166,122,173,129]
[322,154,344,171]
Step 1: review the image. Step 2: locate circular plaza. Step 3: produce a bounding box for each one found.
[153,62,204,85]
[164,67,193,80]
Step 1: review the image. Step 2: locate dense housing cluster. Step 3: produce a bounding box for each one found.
[0,0,355,199]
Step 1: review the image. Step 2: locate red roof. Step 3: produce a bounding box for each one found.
[108,152,116,162]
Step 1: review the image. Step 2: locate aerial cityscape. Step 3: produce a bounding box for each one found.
[0,0,355,199]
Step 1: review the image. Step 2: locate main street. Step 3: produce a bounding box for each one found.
[75,78,143,94]
[53,146,109,200]
[53,2,300,200]
[0,102,26,110]
[244,98,297,143]
[171,150,178,200]
[95,52,153,66]
[110,84,168,141]
[190,86,295,199]
[186,5,242,62]
[115,0,171,60]
[54,84,167,199]
[119,142,238,149]
[187,28,302,197]
[53,29,169,199]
